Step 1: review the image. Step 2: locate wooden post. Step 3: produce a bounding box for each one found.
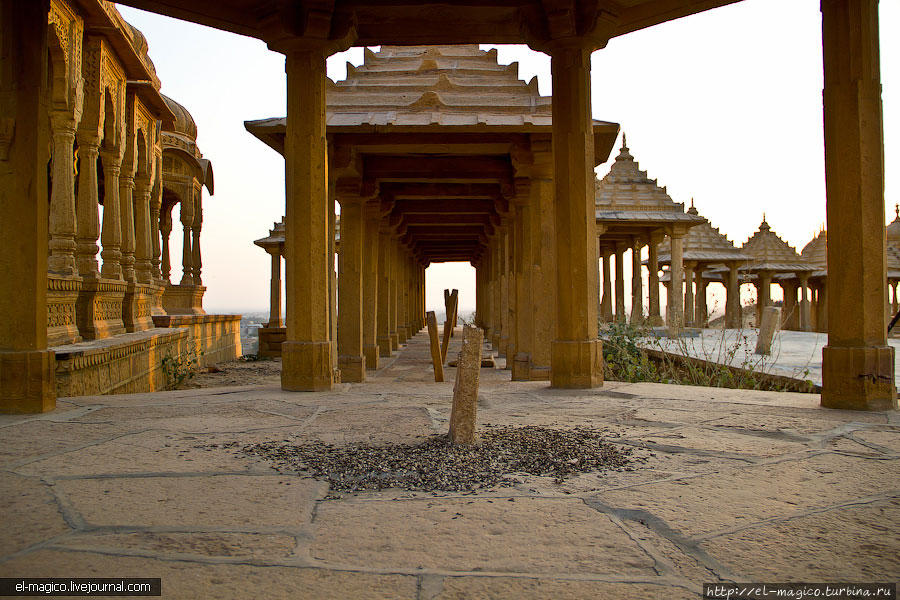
[450,325,483,445]
[426,311,444,382]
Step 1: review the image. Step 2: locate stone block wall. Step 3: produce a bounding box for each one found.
[258,326,286,357]
[153,314,242,366]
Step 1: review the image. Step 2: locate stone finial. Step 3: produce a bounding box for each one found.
[895,203,898,219]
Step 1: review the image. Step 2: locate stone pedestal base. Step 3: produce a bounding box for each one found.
[47,275,83,346]
[258,327,286,358]
[550,339,604,389]
[499,336,509,360]
[123,283,155,333]
[377,336,392,357]
[529,365,551,381]
[491,333,501,351]
[150,282,166,317]
[338,355,365,383]
[0,350,56,413]
[162,284,206,316]
[390,332,399,351]
[76,278,126,340]
[398,325,408,345]
[364,344,380,369]
[822,345,897,411]
[647,315,664,327]
[511,352,531,381]
[281,340,333,391]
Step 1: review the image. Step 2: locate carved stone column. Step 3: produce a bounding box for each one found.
[667,230,685,334]
[48,117,78,276]
[512,179,534,381]
[377,227,393,357]
[133,176,153,284]
[99,150,123,280]
[119,168,136,284]
[756,270,772,326]
[549,43,601,388]
[179,191,194,286]
[599,248,612,322]
[820,0,895,409]
[362,201,381,368]
[648,234,663,326]
[160,206,172,282]
[0,0,56,413]
[336,191,366,382]
[267,249,282,328]
[614,243,625,323]
[281,48,332,391]
[191,189,203,285]
[696,273,709,328]
[726,263,742,328]
[75,137,101,278]
[683,261,695,328]
[799,274,811,332]
[630,236,643,324]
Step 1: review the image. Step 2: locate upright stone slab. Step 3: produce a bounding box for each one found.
[426,311,444,383]
[449,325,483,445]
[754,306,781,356]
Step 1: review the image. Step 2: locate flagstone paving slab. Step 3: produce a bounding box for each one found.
[0,330,897,599]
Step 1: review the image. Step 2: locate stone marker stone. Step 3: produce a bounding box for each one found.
[426,311,444,382]
[450,325,483,445]
[755,306,781,355]
[449,289,459,334]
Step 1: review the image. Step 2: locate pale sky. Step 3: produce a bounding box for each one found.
[117,0,897,317]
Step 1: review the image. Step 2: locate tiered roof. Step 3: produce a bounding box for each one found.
[887,205,900,249]
[741,217,814,274]
[802,228,900,279]
[246,45,618,159]
[254,217,341,254]
[656,204,751,265]
[595,137,704,226]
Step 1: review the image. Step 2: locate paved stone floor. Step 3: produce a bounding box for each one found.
[1,331,899,599]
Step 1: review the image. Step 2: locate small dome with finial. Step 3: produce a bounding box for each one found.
[687,198,698,216]
[887,203,900,248]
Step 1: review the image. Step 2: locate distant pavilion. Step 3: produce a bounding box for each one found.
[656,203,751,329]
[595,138,704,329]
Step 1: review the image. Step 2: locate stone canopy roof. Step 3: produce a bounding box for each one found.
[740,218,814,274]
[887,204,900,248]
[595,137,704,226]
[255,217,341,255]
[244,45,619,164]
[801,228,900,280]
[656,204,751,265]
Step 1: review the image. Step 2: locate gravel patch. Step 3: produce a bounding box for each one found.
[239,425,639,494]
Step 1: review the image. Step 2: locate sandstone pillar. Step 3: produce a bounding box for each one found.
[506,214,518,367]
[267,249,282,328]
[99,151,124,280]
[599,250,613,322]
[377,228,393,357]
[363,202,380,368]
[0,0,56,412]
[725,263,741,328]
[667,230,685,333]
[150,160,163,283]
[179,194,194,286]
[397,246,409,344]
[133,176,153,284]
[48,118,78,276]
[648,235,662,326]
[191,192,203,285]
[389,239,399,350]
[119,168,136,283]
[328,185,337,375]
[614,244,625,323]
[281,49,332,391]
[683,262,695,328]
[449,325,483,445]
[820,0,895,409]
[816,283,828,333]
[781,280,799,330]
[529,144,555,379]
[799,274,811,331]
[512,182,534,380]
[630,237,643,324]
[694,274,708,328]
[336,193,365,382]
[160,208,172,282]
[549,44,601,388]
[498,225,510,357]
[75,138,101,278]
[490,238,502,349]
[756,271,772,326]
